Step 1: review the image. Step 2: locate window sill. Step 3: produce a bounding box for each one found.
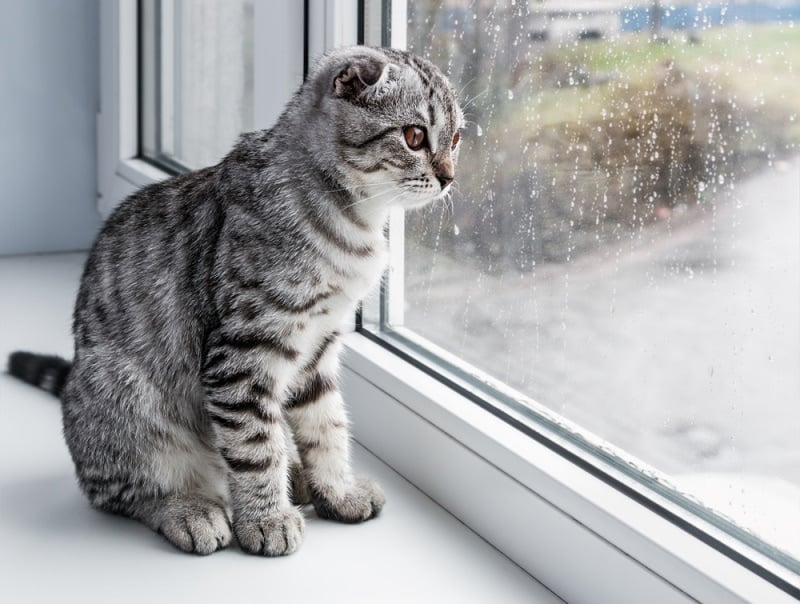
[341,331,799,603]
[0,252,557,604]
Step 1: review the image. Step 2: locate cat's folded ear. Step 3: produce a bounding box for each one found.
[333,56,394,102]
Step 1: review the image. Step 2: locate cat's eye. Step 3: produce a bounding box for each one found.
[451,131,461,149]
[403,126,427,151]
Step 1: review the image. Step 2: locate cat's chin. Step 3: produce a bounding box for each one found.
[399,199,438,211]
[398,192,450,211]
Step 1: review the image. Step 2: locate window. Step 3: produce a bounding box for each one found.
[97,0,302,216]
[360,0,799,597]
[98,1,800,600]
[140,0,255,171]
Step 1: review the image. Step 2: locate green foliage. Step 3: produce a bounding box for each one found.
[408,23,798,271]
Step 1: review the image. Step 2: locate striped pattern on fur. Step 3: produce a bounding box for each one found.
[7,46,462,556]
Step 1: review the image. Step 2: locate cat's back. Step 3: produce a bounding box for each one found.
[73,166,223,363]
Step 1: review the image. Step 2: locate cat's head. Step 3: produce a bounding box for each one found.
[304,46,464,215]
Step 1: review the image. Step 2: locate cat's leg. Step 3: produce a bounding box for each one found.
[134,494,232,555]
[62,356,233,555]
[78,473,232,555]
[128,434,233,555]
[284,418,312,506]
[285,336,385,523]
[202,330,304,556]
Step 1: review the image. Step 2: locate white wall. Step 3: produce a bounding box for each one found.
[0,0,101,255]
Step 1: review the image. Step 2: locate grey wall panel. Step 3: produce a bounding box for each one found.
[0,0,101,255]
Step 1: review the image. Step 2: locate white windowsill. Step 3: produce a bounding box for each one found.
[0,252,559,604]
[340,323,800,603]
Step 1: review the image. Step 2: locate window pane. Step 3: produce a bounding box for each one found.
[141,0,254,170]
[369,0,800,569]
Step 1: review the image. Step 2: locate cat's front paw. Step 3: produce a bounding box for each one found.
[311,476,385,523]
[234,508,305,556]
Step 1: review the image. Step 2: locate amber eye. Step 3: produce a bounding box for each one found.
[451,131,461,149]
[403,126,426,151]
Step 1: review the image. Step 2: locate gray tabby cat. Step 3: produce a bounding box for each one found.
[7,46,462,556]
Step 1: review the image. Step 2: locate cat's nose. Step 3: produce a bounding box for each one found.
[436,173,454,189]
[434,158,454,189]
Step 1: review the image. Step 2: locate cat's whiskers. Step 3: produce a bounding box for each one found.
[447,193,455,217]
[353,187,400,206]
[456,77,478,102]
[321,179,400,195]
[342,188,405,211]
[460,87,489,112]
[438,188,455,218]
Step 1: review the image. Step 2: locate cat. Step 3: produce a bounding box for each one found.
[7,46,462,556]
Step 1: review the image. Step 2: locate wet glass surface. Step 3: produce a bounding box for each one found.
[380,0,800,564]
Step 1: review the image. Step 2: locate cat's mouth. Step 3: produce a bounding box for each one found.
[395,175,454,208]
[434,184,453,200]
[348,176,454,212]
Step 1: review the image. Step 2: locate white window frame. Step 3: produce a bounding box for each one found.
[98,2,799,602]
[97,0,304,216]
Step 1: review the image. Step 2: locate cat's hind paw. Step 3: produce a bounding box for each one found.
[234,508,305,556]
[311,476,385,523]
[155,498,232,555]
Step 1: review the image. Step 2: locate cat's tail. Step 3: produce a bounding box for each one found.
[7,351,71,398]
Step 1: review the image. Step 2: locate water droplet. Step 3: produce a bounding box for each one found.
[507,89,514,100]
[476,124,483,137]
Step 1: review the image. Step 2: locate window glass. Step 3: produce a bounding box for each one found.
[141,0,254,170]
[367,0,800,568]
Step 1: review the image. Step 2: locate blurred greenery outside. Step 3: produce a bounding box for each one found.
[396,9,800,552]
[407,17,800,269]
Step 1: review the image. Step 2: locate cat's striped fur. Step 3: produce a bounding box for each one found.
[7,46,463,556]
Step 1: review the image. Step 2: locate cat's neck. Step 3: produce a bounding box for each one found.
[340,193,391,233]
[277,108,392,234]
[308,167,390,235]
